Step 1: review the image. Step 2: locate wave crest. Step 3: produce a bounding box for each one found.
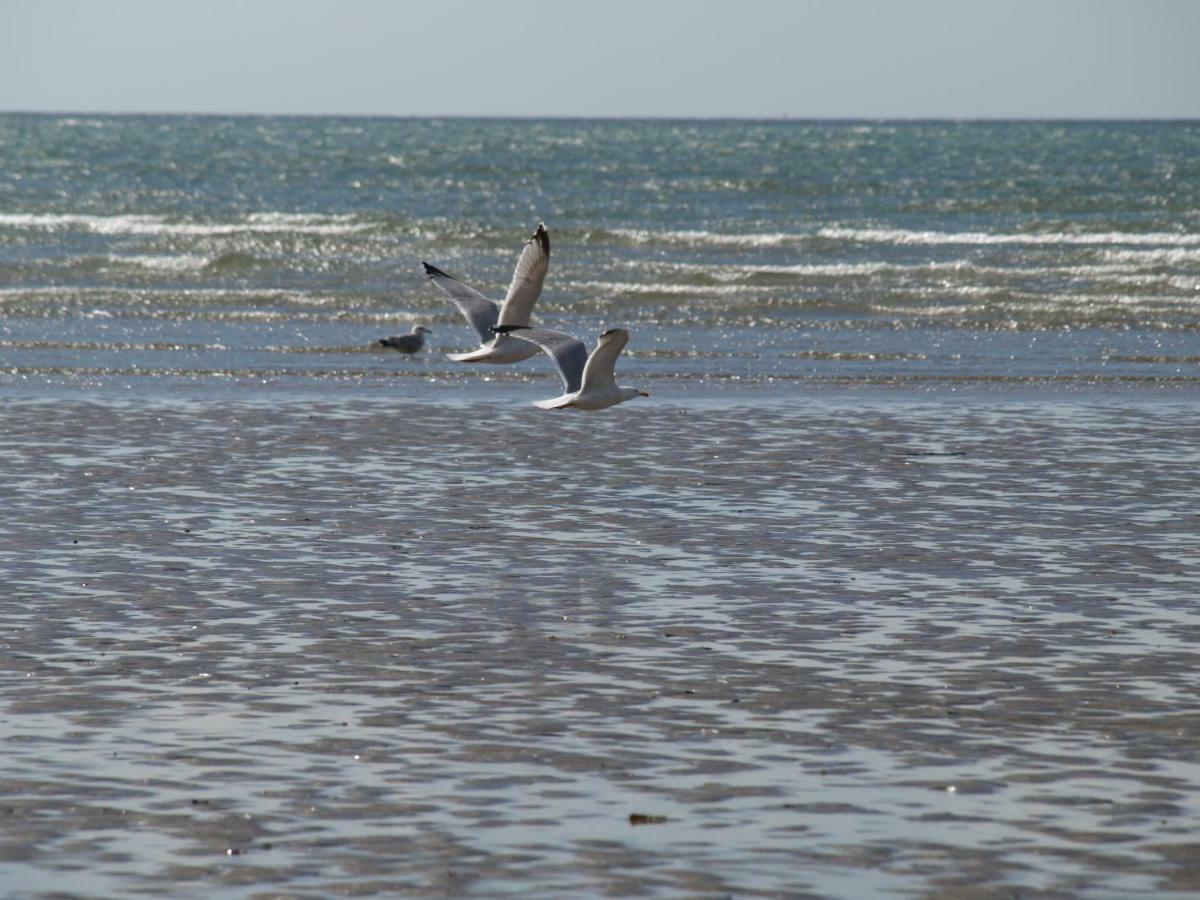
[819,226,1200,247]
[0,212,376,237]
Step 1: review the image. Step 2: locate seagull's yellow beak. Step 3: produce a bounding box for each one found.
[638,391,650,397]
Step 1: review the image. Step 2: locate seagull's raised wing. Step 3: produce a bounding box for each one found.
[579,328,630,394]
[494,325,588,393]
[423,262,498,343]
[496,223,550,328]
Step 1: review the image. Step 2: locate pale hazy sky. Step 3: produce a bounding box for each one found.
[2,0,1197,118]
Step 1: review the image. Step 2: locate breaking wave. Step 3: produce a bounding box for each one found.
[819,226,1200,247]
[0,211,377,237]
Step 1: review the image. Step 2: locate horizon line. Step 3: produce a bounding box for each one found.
[3,109,1198,124]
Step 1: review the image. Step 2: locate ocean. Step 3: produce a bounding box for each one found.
[1,115,1199,898]
[2,115,1199,392]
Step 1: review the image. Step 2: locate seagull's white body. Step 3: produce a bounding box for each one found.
[496,325,649,411]
[538,382,646,412]
[447,332,539,365]
[425,224,549,364]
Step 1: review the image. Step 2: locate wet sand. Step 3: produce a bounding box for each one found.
[2,389,1199,897]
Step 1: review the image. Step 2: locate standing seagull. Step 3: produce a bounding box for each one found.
[376,324,432,355]
[425,223,549,364]
[493,325,649,410]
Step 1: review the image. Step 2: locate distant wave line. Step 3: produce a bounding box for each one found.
[581,225,1200,251]
[819,226,1200,247]
[602,228,804,248]
[0,212,376,237]
[648,259,1200,279]
[4,214,1196,250]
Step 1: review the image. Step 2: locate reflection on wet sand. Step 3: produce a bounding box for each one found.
[1,395,1198,897]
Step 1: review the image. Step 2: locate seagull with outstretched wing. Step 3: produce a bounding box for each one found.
[424,223,549,364]
[493,325,649,410]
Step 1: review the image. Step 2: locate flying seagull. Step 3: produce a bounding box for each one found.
[376,324,431,355]
[493,325,649,410]
[425,223,549,364]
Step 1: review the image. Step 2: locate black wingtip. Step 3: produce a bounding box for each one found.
[492,324,529,335]
[423,261,450,278]
[532,222,549,255]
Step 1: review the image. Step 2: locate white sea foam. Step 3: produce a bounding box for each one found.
[567,280,774,296]
[653,260,944,278]
[649,259,1195,284]
[605,228,805,248]
[1100,247,1200,265]
[600,225,1200,251]
[820,226,1200,247]
[0,212,375,237]
[0,285,88,298]
[739,261,903,276]
[0,286,296,299]
[1169,275,1200,292]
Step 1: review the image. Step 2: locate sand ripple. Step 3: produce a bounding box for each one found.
[1,396,1198,897]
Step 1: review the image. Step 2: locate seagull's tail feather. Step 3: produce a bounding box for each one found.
[446,347,490,362]
[532,394,576,410]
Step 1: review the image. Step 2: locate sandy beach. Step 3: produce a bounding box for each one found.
[2,386,1198,897]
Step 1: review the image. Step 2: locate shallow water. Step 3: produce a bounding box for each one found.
[2,388,1199,897]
